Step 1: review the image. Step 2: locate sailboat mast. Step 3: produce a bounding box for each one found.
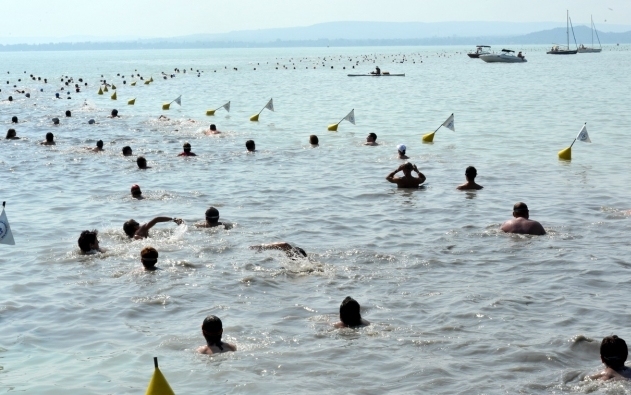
[591,15,594,47]
[567,10,569,49]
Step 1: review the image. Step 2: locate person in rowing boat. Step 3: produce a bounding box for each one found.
[500,202,546,236]
[386,162,426,188]
[371,66,381,75]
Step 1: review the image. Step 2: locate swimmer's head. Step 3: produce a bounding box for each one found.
[55,93,60,98]
[77,230,98,253]
[6,129,16,139]
[88,119,95,125]
[52,117,60,125]
[111,109,118,117]
[205,207,220,223]
[140,246,159,270]
[294,247,307,258]
[136,156,147,169]
[310,135,319,145]
[11,116,17,123]
[131,184,142,197]
[209,124,216,131]
[96,140,103,149]
[245,140,255,152]
[397,144,406,155]
[8,96,13,101]
[122,146,132,156]
[45,132,54,142]
[123,219,140,238]
[403,162,413,173]
[340,296,362,327]
[202,315,223,345]
[465,166,477,180]
[367,133,377,143]
[512,202,529,219]
[601,335,628,370]
[65,110,71,117]
[183,142,191,153]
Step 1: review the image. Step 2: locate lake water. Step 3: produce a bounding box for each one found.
[2,45,631,394]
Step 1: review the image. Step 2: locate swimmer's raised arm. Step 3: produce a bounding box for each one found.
[140,217,183,232]
[386,164,405,183]
[412,164,426,184]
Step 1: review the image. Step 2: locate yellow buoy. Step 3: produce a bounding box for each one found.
[327,123,339,131]
[149,77,154,82]
[162,103,171,110]
[145,358,174,395]
[558,146,571,160]
[111,91,117,100]
[144,80,151,85]
[128,98,136,105]
[111,84,116,90]
[422,132,435,143]
[250,114,259,122]
[131,81,137,86]
[97,87,103,95]
[103,86,109,92]
[206,109,216,116]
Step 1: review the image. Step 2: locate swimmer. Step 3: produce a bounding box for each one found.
[6,129,19,140]
[123,216,183,239]
[110,109,119,118]
[397,144,409,159]
[456,166,483,191]
[136,156,149,169]
[88,119,95,125]
[334,296,370,328]
[364,133,378,146]
[195,206,231,229]
[52,117,60,125]
[245,140,256,152]
[130,184,143,199]
[140,246,159,271]
[77,230,102,253]
[249,242,307,258]
[158,115,170,121]
[65,110,71,117]
[197,315,237,355]
[205,124,221,135]
[177,142,197,156]
[122,146,133,156]
[40,132,56,145]
[588,335,631,381]
[500,202,546,236]
[310,135,319,147]
[386,162,426,188]
[11,116,18,123]
[92,140,104,152]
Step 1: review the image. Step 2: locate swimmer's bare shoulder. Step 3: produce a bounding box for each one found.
[588,367,631,381]
[197,343,237,355]
[333,318,370,328]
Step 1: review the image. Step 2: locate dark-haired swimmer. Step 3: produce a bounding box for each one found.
[140,246,159,271]
[386,162,426,188]
[11,116,18,123]
[41,132,55,145]
[249,242,307,258]
[245,140,256,152]
[110,109,119,118]
[6,129,19,140]
[310,135,319,147]
[197,315,237,355]
[52,117,60,125]
[500,202,546,236]
[334,296,370,328]
[122,146,132,156]
[137,156,150,169]
[205,124,221,135]
[123,216,183,239]
[457,166,483,190]
[588,335,631,381]
[91,140,104,152]
[195,206,231,229]
[177,142,196,156]
[77,230,102,253]
[364,133,378,146]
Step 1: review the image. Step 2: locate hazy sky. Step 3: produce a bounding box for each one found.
[0,0,627,39]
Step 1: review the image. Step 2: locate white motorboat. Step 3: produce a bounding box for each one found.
[467,45,491,58]
[479,49,527,63]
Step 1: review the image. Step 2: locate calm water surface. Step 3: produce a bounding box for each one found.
[1,45,631,394]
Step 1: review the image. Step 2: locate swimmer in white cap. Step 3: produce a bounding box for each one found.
[397,144,409,159]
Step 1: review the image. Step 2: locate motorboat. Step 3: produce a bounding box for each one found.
[467,45,491,58]
[578,15,602,53]
[479,49,527,63]
[547,10,578,54]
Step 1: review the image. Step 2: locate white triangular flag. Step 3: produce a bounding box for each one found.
[222,101,231,112]
[264,98,274,112]
[0,208,15,245]
[576,124,591,143]
[343,109,356,125]
[442,113,455,131]
[173,95,181,106]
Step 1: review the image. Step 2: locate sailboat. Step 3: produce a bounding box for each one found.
[578,15,602,53]
[547,10,578,55]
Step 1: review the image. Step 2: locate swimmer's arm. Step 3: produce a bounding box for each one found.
[197,345,213,355]
[413,165,426,184]
[386,166,404,183]
[143,216,182,231]
[250,242,292,252]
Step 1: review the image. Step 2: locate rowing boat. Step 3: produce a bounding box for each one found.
[347,73,405,77]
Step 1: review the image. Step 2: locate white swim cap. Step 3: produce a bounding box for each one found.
[397,144,406,152]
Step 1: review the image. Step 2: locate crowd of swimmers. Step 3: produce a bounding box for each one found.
[4,102,623,377]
